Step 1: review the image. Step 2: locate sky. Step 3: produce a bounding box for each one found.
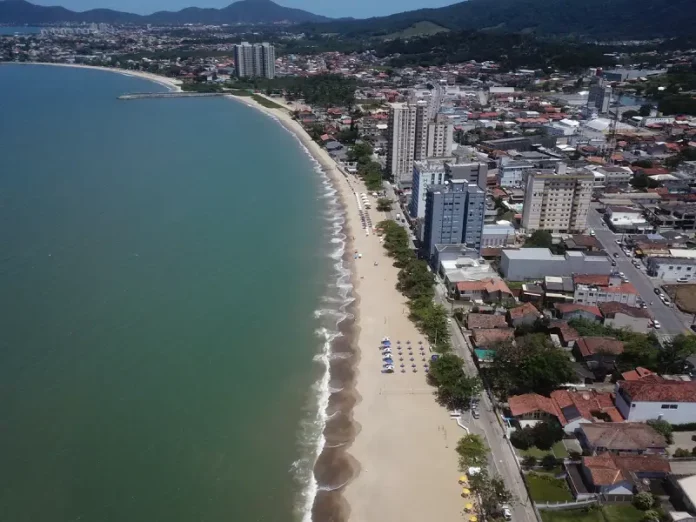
[32,0,458,18]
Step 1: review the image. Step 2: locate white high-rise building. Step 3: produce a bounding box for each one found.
[522,164,594,233]
[387,101,429,187]
[234,42,276,79]
[426,114,454,158]
[414,100,429,162]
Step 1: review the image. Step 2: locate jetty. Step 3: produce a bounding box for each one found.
[118,92,226,100]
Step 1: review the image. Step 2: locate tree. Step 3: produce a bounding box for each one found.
[487,334,576,397]
[674,448,691,458]
[376,198,393,212]
[456,434,489,470]
[347,142,373,165]
[531,420,564,450]
[657,334,696,374]
[522,455,537,468]
[647,419,673,444]
[469,470,514,519]
[524,230,553,249]
[428,353,482,409]
[622,109,639,120]
[631,159,654,169]
[642,510,661,522]
[541,454,558,471]
[631,172,659,190]
[510,428,534,450]
[633,492,655,510]
[639,104,653,117]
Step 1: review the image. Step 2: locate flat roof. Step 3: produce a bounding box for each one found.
[503,248,561,260]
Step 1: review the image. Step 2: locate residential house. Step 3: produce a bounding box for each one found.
[576,337,625,370]
[599,302,653,333]
[471,328,515,350]
[647,257,696,281]
[466,313,509,330]
[621,367,657,381]
[564,235,603,252]
[507,302,541,327]
[577,423,667,456]
[508,393,560,428]
[550,389,624,434]
[454,278,514,303]
[554,303,603,323]
[615,380,696,423]
[549,320,580,348]
[573,274,639,308]
[579,453,670,496]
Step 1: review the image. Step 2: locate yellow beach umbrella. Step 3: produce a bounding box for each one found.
[470,517,478,522]
[458,475,468,484]
[461,488,471,496]
[465,503,474,511]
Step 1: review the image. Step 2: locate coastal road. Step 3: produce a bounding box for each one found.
[587,207,687,336]
[448,316,537,522]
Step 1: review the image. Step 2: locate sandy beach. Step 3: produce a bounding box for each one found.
[230,94,464,521]
[2,62,183,91]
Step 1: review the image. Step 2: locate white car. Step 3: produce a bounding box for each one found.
[502,506,512,521]
[589,229,595,236]
[652,320,662,329]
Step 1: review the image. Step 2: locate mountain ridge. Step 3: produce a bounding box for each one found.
[0,0,330,24]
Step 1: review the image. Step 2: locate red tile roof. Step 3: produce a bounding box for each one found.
[554,303,603,318]
[580,423,666,452]
[599,302,651,319]
[577,337,625,358]
[619,380,696,403]
[550,389,623,425]
[509,393,560,418]
[467,313,509,330]
[471,328,515,347]
[621,367,658,381]
[548,320,580,344]
[508,302,540,320]
[583,453,669,486]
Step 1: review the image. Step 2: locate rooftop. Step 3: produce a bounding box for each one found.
[555,303,603,318]
[580,422,666,452]
[583,453,669,486]
[577,337,625,358]
[467,313,509,330]
[508,302,541,320]
[471,328,515,347]
[620,380,696,403]
[599,302,652,320]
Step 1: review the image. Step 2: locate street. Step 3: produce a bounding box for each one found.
[586,207,688,337]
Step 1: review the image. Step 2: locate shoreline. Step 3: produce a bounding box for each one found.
[227,94,463,522]
[0,62,183,92]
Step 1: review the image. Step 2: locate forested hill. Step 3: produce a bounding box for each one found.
[302,0,696,39]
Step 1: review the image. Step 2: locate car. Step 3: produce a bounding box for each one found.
[640,302,647,309]
[615,239,622,245]
[502,506,512,521]
[472,408,480,419]
[611,260,617,267]
[447,318,452,325]
[652,320,662,329]
[613,253,620,258]
[678,277,690,283]
[589,229,595,236]
[654,288,661,295]
[662,296,671,305]
[619,272,625,278]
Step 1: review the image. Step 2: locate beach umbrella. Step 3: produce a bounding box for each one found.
[410,357,414,361]
[424,365,429,369]
[461,488,471,496]
[465,503,473,511]
[422,357,426,361]
[401,369,405,373]
[406,340,411,344]
[411,363,416,367]
[418,340,423,344]
[413,368,417,372]
[400,363,405,367]
[396,340,401,344]
[399,357,403,361]
[469,517,478,522]
[459,475,468,484]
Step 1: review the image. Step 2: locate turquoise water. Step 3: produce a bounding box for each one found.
[0,64,337,521]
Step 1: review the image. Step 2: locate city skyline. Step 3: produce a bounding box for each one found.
[29,0,459,19]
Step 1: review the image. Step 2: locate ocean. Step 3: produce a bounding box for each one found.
[0,64,354,521]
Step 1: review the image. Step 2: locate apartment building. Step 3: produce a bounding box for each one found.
[573,274,639,307]
[426,114,454,158]
[233,42,275,78]
[410,159,448,220]
[422,180,485,262]
[387,102,427,187]
[521,164,593,233]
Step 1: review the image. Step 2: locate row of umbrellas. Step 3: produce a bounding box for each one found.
[382,338,428,373]
[459,475,477,520]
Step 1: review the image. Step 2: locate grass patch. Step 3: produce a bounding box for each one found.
[385,21,450,40]
[250,94,286,110]
[664,284,696,314]
[519,441,569,458]
[602,504,644,522]
[526,472,573,502]
[226,89,251,96]
[541,508,604,522]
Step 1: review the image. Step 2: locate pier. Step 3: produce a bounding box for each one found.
[118,92,226,100]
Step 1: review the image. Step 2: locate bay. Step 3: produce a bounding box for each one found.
[0,64,331,522]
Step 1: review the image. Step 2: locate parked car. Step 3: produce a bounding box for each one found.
[678,277,690,283]
[652,320,662,329]
[654,288,662,295]
[613,253,620,258]
[502,506,512,521]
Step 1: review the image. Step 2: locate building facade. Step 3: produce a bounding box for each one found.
[521,165,593,233]
[422,180,485,261]
[426,114,454,158]
[387,103,419,187]
[233,42,275,78]
[410,159,448,219]
[500,249,612,281]
[647,256,696,281]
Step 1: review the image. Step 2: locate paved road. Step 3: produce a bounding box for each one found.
[587,207,687,336]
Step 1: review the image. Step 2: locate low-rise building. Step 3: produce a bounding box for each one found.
[647,256,696,281]
[471,327,515,350]
[481,223,516,247]
[577,422,667,456]
[600,302,653,333]
[605,205,650,233]
[579,453,670,496]
[500,249,612,281]
[596,166,633,189]
[554,303,603,322]
[615,380,696,423]
[507,302,541,327]
[453,279,514,303]
[466,313,509,330]
[573,274,639,307]
[576,337,625,370]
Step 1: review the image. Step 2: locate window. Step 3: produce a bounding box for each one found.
[661,404,678,409]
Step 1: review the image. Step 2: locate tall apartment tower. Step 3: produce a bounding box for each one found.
[422,180,486,262]
[414,100,429,161]
[426,114,454,158]
[387,103,418,187]
[521,164,593,233]
[234,42,275,78]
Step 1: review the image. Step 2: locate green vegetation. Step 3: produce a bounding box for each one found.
[376,198,393,212]
[659,95,696,116]
[428,353,482,410]
[511,421,564,451]
[469,470,514,520]
[519,441,569,459]
[385,21,449,40]
[647,419,673,444]
[630,172,659,190]
[378,220,450,350]
[486,334,576,398]
[347,142,383,191]
[250,94,286,110]
[233,74,357,109]
[526,472,573,502]
[632,492,655,511]
[541,508,605,522]
[456,433,489,470]
[181,82,224,93]
[524,230,553,249]
[666,147,696,169]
